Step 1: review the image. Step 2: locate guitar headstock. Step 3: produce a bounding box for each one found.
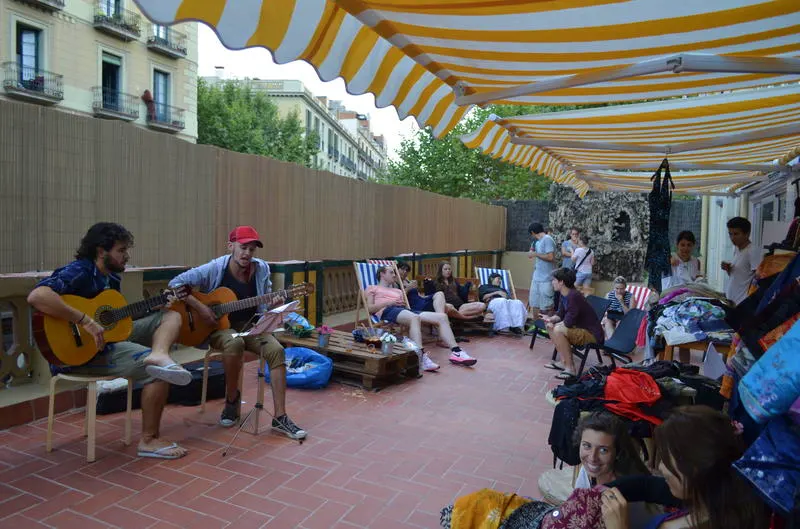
[288,283,315,296]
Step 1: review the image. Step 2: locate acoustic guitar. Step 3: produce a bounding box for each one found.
[171,283,315,346]
[32,286,192,366]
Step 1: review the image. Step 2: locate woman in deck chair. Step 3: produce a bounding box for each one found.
[478,272,527,335]
[367,265,478,369]
[435,262,486,320]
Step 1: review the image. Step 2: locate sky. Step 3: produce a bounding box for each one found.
[197,25,419,159]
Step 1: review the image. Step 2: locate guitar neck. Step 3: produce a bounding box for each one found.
[216,288,299,315]
[108,294,170,322]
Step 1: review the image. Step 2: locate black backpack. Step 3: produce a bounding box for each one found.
[548,398,581,469]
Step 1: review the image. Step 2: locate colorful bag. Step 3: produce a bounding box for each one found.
[739,319,800,424]
[733,414,800,516]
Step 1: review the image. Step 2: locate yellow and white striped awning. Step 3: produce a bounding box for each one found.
[461,85,800,196]
[134,0,800,137]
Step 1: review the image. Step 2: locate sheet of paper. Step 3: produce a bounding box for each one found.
[702,342,727,380]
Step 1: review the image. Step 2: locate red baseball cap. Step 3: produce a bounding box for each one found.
[228,226,263,248]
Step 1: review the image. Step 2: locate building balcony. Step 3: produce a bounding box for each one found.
[146,26,188,59]
[2,62,63,105]
[13,0,64,11]
[92,87,139,121]
[93,2,142,41]
[145,102,185,133]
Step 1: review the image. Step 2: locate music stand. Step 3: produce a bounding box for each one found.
[222,304,304,456]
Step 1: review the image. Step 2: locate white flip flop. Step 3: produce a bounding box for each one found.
[145,363,192,386]
[137,442,185,460]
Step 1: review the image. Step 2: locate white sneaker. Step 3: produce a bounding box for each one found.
[449,349,477,367]
[421,352,440,372]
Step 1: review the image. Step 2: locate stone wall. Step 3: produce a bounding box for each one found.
[495,188,702,283]
[547,185,650,282]
[492,199,551,251]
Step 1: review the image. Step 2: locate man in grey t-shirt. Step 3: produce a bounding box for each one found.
[528,222,556,318]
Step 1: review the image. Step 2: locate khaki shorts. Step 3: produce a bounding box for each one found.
[209,329,285,371]
[70,311,164,384]
[564,326,597,346]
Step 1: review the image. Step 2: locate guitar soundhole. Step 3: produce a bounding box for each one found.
[96,306,115,328]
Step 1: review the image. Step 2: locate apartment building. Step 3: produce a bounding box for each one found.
[0,0,198,141]
[203,73,388,180]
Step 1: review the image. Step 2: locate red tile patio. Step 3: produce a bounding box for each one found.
[0,328,596,529]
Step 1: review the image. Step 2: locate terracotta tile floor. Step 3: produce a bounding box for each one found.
[0,331,581,529]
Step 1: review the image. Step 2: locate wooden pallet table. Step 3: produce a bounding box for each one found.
[275,330,420,391]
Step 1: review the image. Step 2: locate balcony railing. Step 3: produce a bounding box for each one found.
[146,26,188,59]
[13,0,64,11]
[93,2,141,41]
[145,102,185,133]
[2,62,63,104]
[92,87,139,121]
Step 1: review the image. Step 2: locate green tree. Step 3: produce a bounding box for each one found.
[197,78,319,167]
[378,104,579,202]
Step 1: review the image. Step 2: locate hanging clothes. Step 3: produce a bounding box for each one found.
[645,159,674,293]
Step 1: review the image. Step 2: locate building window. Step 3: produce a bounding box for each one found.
[101,52,122,110]
[306,110,311,135]
[16,24,41,82]
[100,0,121,17]
[153,24,168,40]
[153,69,170,119]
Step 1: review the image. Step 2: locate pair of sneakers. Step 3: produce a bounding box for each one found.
[419,350,477,371]
[219,393,307,440]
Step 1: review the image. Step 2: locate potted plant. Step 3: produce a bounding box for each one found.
[379,332,397,354]
[316,325,333,347]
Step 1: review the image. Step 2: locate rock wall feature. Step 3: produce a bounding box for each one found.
[547,185,650,282]
[492,199,551,251]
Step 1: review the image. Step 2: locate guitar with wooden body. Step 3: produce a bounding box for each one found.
[171,283,315,346]
[32,286,192,366]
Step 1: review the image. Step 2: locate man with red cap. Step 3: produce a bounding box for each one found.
[169,226,306,439]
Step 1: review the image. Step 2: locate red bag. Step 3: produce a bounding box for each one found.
[603,368,663,425]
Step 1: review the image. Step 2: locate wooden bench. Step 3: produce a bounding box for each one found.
[275,329,419,391]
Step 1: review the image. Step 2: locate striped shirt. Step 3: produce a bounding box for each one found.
[606,290,633,313]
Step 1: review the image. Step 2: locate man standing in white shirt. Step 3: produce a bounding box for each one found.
[721,217,762,305]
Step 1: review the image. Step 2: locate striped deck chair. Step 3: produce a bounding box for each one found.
[474,267,517,300]
[353,261,409,329]
[626,285,654,311]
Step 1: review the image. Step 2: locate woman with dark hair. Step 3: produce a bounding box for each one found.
[478,272,527,334]
[601,406,770,529]
[435,261,485,319]
[441,412,651,529]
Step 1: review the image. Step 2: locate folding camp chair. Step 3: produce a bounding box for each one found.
[353,261,409,330]
[475,267,518,300]
[598,309,646,366]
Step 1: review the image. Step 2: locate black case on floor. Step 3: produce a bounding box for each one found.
[95,360,227,415]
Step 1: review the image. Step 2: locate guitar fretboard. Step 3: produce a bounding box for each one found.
[215,287,303,316]
[106,294,171,323]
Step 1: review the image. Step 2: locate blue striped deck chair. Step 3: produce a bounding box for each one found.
[474,267,518,300]
[353,261,409,329]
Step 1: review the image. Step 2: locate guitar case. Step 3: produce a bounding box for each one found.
[96,360,227,415]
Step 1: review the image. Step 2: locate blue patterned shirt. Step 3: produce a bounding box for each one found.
[35,259,120,297]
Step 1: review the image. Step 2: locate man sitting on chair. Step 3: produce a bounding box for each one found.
[541,268,604,380]
[168,226,306,439]
[27,222,190,460]
[367,265,477,370]
[478,273,527,335]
